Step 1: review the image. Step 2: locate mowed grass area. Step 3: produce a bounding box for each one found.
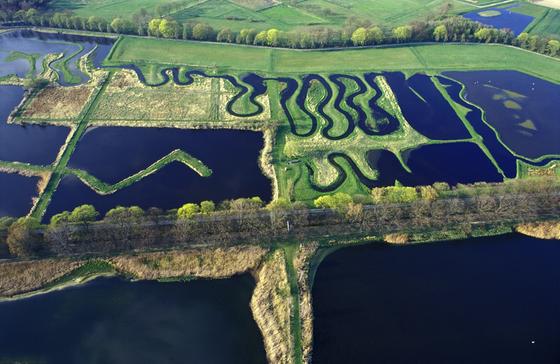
[106,36,560,83]
[50,0,476,29]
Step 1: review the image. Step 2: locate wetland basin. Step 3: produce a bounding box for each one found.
[367,142,503,187]
[463,7,533,35]
[445,70,560,160]
[383,72,471,141]
[0,274,267,364]
[45,128,271,219]
[313,234,560,364]
[0,30,114,84]
[0,85,69,165]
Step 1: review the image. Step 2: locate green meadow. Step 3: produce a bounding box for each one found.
[106,36,560,83]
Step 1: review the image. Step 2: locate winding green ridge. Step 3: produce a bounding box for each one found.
[67,149,212,195]
[106,37,560,83]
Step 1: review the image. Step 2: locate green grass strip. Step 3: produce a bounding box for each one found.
[42,260,116,292]
[67,149,212,195]
[51,43,85,85]
[4,51,39,78]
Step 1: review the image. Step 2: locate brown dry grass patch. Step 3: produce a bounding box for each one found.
[516,221,560,240]
[251,250,293,364]
[111,246,267,280]
[22,85,94,120]
[0,259,83,297]
[384,233,410,244]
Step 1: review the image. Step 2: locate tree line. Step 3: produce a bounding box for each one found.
[1,5,559,57]
[1,177,559,259]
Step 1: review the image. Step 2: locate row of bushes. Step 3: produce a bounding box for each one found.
[1,177,558,259]
[3,8,559,56]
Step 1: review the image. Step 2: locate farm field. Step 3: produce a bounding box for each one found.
[49,0,476,29]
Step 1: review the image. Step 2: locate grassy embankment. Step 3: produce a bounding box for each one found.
[68,149,212,195]
[50,43,86,85]
[105,37,560,83]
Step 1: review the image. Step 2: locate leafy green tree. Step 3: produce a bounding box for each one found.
[50,211,70,227]
[68,205,99,224]
[433,24,448,42]
[392,25,412,42]
[178,203,199,219]
[516,32,529,47]
[159,18,179,38]
[111,17,133,33]
[474,28,492,43]
[314,192,352,212]
[546,39,560,57]
[367,26,384,44]
[7,217,42,258]
[148,18,162,37]
[105,206,144,220]
[267,28,280,46]
[192,23,214,40]
[254,30,268,45]
[351,27,368,46]
[200,200,215,214]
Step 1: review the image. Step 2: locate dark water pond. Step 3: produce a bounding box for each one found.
[383,72,471,140]
[0,85,69,165]
[313,234,560,364]
[0,274,267,364]
[463,7,533,35]
[46,127,271,219]
[367,142,503,187]
[0,173,39,217]
[437,76,520,177]
[445,70,560,160]
[0,30,114,84]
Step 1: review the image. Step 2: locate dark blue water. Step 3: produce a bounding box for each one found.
[313,234,560,364]
[46,128,271,219]
[368,142,502,187]
[383,72,471,140]
[0,275,267,364]
[0,173,39,217]
[445,70,560,160]
[437,76,520,177]
[463,8,533,35]
[308,142,502,192]
[0,85,69,165]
